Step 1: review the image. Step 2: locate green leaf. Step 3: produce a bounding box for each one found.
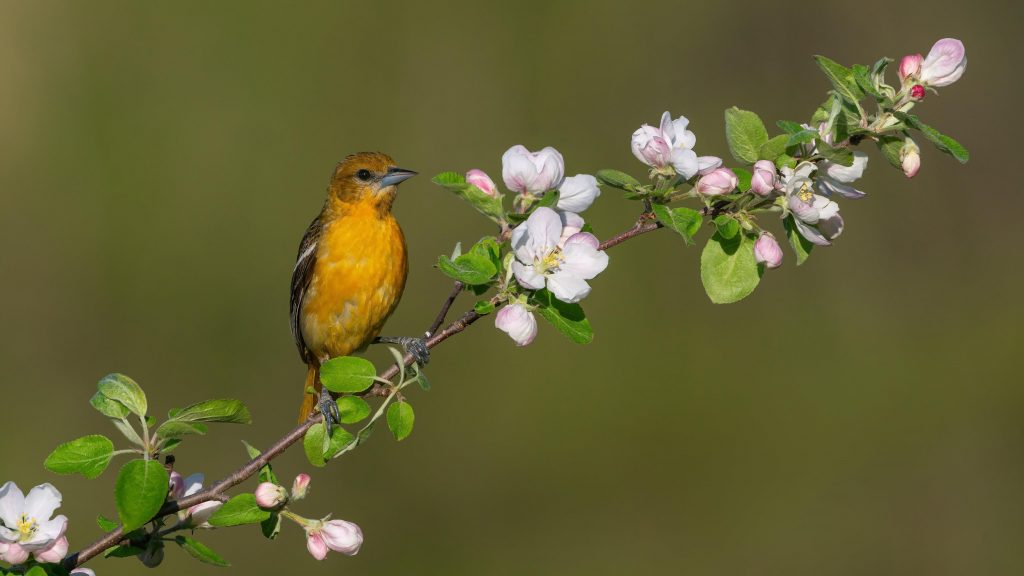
[104,544,145,558]
[775,154,798,170]
[168,399,251,424]
[700,232,762,304]
[786,129,819,147]
[207,494,270,527]
[852,63,884,101]
[776,120,804,134]
[98,373,147,418]
[876,135,905,169]
[111,418,145,447]
[816,141,855,166]
[893,112,969,163]
[733,167,752,193]
[432,172,506,222]
[531,289,593,344]
[302,422,354,467]
[474,300,496,315]
[468,236,502,270]
[713,215,740,240]
[813,55,864,107]
[44,434,115,479]
[115,459,170,532]
[759,135,790,162]
[337,396,371,424]
[783,216,814,266]
[24,567,47,576]
[241,441,278,485]
[175,535,230,567]
[90,391,131,419]
[154,421,208,440]
[724,107,769,164]
[437,252,498,285]
[386,402,415,441]
[652,204,702,245]
[97,514,119,531]
[595,169,643,192]
[535,189,559,209]
[261,512,282,540]
[319,356,377,394]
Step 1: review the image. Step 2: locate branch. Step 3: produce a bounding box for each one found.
[64,214,664,569]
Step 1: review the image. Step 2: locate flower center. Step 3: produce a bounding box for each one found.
[535,248,563,275]
[16,514,38,541]
[798,182,814,203]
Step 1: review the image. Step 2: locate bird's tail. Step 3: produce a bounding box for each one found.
[298,364,320,422]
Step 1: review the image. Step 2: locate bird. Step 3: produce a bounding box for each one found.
[290,152,427,426]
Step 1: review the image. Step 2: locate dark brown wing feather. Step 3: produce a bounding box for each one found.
[290,213,323,364]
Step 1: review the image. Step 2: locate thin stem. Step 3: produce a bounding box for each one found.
[426,281,463,337]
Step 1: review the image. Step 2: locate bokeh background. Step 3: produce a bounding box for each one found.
[2,1,1021,574]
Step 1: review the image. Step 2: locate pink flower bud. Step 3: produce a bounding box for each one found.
[33,535,69,563]
[909,84,926,100]
[306,531,329,561]
[0,542,29,565]
[900,138,921,179]
[168,471,185,499]
[920,38,967,87]
[898,53,923,82]
[319,519,363,556]
[494,303,538,347]
[754,233,783,269]
[750,160,776,196]
[465,169,499,198]
[501,145,565,194]
[254,482,288,509]
[695,167,738,196]
[291,473,311,500]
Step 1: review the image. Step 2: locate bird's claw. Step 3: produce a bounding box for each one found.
[318,387,340,436]
[398,336,430,366]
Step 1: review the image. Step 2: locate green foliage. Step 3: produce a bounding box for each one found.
[783,216,814,265]
[724,107,769,164]
[167,399,251,424]
[97,373,148,418]
[816,140,855,166]
[207,494,271,527]
[813,55,864,110]
[90,390,131,419]
[713,215,740,240]
[438,249,498,285]
[155,421,208,440]
[386,401,415,441]
[302,422,354,467]
[44,434,115,479]
[531,289,593,344]
[242,441,278,485]
[652,204,702,245]
[876,136,905,169]
[320,356,377,394]
[97,514,119,531]
[733,167,752,193]
[759,135,790,162]
[115,459,170,532]
[474,299,496,314]
[432,172,505,223]
[337,396,371,424]
[700,232,761,303]
[261,512,282,540]
[893,112,969,163]
[786,129,818,147]
[175,535,230,567]
[596,169,644,193]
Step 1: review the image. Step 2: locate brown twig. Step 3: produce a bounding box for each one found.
[64,214,664,569]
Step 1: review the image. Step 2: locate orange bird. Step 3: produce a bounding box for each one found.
[290,152,426,425]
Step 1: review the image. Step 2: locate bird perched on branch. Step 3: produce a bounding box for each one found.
[290,152,427,426]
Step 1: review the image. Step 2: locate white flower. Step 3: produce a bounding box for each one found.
[815,152,868,199]
[501,145,565,194]
[557,174,601,213]
[781,162,845,246]
[174,473,221,528]
[0,482,68,556]
[631,111,720,179]
[920,38,967,87]
[305,519,363,560]
[511,207,608,303]
[494,303,538,346]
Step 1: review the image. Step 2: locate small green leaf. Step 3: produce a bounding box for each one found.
[893,112,969,163]
[595,169,643,192]
[759,135,790,162]
[24,567,47,576]
[468,236,502,269]
[432,172,506,222]
[302,422,354,467]
[535,190,560,209]
[733,167,752,193]
[261,512,282,540]
[713,215,740,240]
[168,399,251,424]
[437,252,498,285]
[319,356,377,394]
[531,289,593,344]
[786,129,819,147]
[775,154,797,170]
[154,421,208,440]
[652,204,702,245]
[876,135,905,169]
[98,373,147,417]
[474,300,496,315]
[97,514,119,531]
[386,401,415,441]
[776,120,804,134]
[816,141,855,166]
[241,441,278,485]
[90,391,130,419]
[336,396,371,424]
[175,535,230,567]
[115,459,170,532]
[44,434,115,479]
[783,216,814,266]
[852,63,884,101]
[111,418,145,447]
[700,232,762,304]
[724,107,769,164]
[813,55,864,108]
[207,494,270,527]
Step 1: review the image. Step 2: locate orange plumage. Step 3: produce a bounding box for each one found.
[290,152,416,421]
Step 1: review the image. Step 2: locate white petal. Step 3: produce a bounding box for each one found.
[0,482,25,528]
[188,501,222,527]
[22,484,61,523]
[182,473,205,497]
[560,242,609,280]
[546,272,592,303]
[818,213,845,240]
[512,262,546,290]
[670,148,699,179]
[658,111,674,141]
[22,515,66,550]
[0,527,18,542]
[557,174,600,213]
[793,218,832,246]
[823,152,868,183]
[563,231,599,250]
[816,177,865,199]
[557,211,585,246]
[696,156,722,175]
[788,195,819,224]
[671,116,696,149]
[812,195,840,220]
[520,207,563,259]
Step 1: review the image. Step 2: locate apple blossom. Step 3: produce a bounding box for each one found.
[305,519,363,560]
[510,207,609,303]
[292,473,311,500]
[174,473,221,528]
[815,151,868,199]
[70,569,95,576]
[898,53,923,82]
[254,482,288,509]
[0,482,68,556]
[696,167,738,196]
[33,534,68,563]
[631,111,720,179]
[494,302,538,346]
[0,542,29,564]
[465,169,499,198]
[782,162,845,246]
[901,137,921,178]
[750,160,777,196]
[754,233,783,269]
[920,38,967,87]
[910,84,926,100]
[557,174,601,213]
[501,145,565,194]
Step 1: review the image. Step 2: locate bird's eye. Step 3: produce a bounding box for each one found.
[356,169,373,182]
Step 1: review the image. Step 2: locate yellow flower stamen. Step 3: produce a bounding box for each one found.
[16,513,38,540]
[798,182,814,203]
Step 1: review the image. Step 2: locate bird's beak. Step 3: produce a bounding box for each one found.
[380,167,418,187]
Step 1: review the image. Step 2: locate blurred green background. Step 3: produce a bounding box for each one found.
[2,1,1021,574]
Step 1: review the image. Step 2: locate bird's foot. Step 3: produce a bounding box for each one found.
[376,336,430,366]
[318,387,340,436]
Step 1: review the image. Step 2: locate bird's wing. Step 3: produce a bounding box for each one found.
[290,213,323,364]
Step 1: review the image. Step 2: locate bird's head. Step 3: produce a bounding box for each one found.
[328,152,417,213]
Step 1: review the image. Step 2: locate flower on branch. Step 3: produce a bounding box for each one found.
[920,38,967,87]
[511,207,609,303]
[754,233,784,269]
[305,519,363,560]
[494,302,538,346]
[172,473,221,528]
[815,152,869,199]
[556,174,601,213]
[466,169,500,198]
[0,482,68,564]
[631,111,721,179]
[751,160,777,197]
[782,162,844,246]
[502,145,565,195]
[696,167,739,196]
[254,482,289,509]
[901,138,921,178]
[291,473,311,500]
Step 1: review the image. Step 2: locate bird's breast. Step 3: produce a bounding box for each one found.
[300,208,408,361]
